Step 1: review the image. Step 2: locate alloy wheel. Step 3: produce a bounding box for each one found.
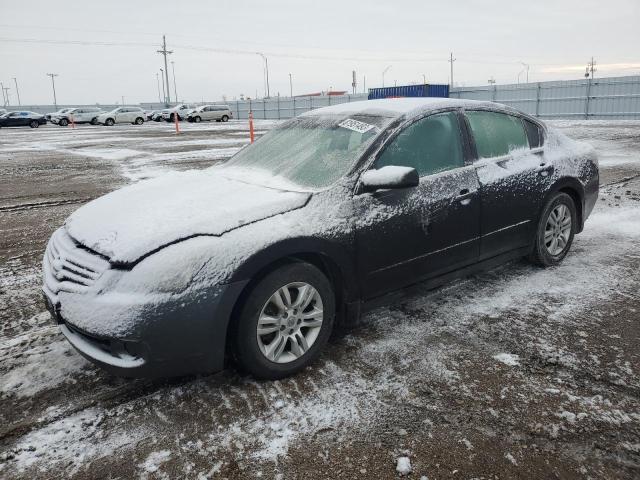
[256,282,324,364]
[544,204,572,256]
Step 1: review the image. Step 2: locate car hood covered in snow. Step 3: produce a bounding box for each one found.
[65,168,310,264]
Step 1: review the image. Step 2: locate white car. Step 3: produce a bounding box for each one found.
[51,107,103,126]
[97,107,146,126]
[46,108,72,121]
[162,104,197,122]
[187,105,233,123]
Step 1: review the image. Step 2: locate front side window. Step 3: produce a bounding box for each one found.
[374,112,464,177]
[466,111,528,159]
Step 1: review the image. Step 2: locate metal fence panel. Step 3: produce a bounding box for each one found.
[451,75,640,119]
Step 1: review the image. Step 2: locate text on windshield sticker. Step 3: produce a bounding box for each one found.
[338,118,376,134]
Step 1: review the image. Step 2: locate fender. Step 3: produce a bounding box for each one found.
[228,235,360,304]
[540,176,586,232]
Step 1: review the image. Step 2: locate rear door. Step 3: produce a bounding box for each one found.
[464,110,552,259]
[356,110,481,298]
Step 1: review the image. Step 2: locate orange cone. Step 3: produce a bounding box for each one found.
[249,111,255,143]
[174,110,180,134]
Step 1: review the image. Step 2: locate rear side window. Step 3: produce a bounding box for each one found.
[466,111,528,158]
[523,119,544,147]
[375,112,464,177]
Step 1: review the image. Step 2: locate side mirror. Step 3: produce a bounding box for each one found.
[359,166,419,193]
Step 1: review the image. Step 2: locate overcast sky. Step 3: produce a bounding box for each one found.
[1,0,639,106]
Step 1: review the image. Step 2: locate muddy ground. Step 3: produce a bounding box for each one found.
[0,119,639,479]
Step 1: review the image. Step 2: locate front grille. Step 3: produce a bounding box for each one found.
[43,228,110,298]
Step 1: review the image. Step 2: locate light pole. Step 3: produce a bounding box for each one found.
[289,73,293,98]
[382,65,392,87]
[46,73,59,109]
[156,35,173,104]
[422,74,426,85]
[160,68,166,106]
[156,73,161,103]
[12,77,21,106]
[519,62,530,83]
[256,52,270,98]
[171,61,178,103]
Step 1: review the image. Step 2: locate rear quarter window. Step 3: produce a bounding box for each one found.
[466,111,529,159]
[523,119,544,147]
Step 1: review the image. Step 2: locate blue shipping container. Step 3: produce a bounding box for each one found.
[368,84,449,100]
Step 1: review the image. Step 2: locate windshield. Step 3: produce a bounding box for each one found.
[224,114,393,189]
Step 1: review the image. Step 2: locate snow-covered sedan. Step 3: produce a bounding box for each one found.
[42,98,599,380]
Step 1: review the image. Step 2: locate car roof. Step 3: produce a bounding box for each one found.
[300,97,520,119]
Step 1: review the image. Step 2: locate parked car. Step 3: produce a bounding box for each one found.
[96,107,145,126]
[0,111,47,128]
[162,103,197,122]
[152,110,168,122]
[51,107,103,126]
[0,108,7,116]
[145,110,157,121]
[187,105,232,123]
[42,98,598,380]
[46,108,73,121]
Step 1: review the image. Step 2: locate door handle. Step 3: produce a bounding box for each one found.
[456,188,473,205]
[536,163,554,176]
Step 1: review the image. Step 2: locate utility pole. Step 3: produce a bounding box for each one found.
[171,61,178,103]
[121,96,125,106]
[160,69,166,104]
[0,82,5,106]
[382,65,391,87]
[363,75,366,93]
[422,74,426,85]
[46,73,59,109]
[1,86,9,107]
[156,73,161,103]
[256,53,270,98]
[449,52,456,87]
[352,70,357,94]
[289,73,293,97]
[585,57,596,79]
[157,35,173,104]
[12,77,21,106]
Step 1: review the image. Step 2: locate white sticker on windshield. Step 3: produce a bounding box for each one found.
[338,118,376,134]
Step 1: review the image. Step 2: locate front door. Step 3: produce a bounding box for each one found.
[355,111,481,299]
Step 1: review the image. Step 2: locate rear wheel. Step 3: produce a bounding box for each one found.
[221,115,229,122]
[233,262,335,379]
[29,120,39,128]
[194,116,201,123]
[90,117,98,125]
[134,117,144,125]
[58,118,69,127]
[529,192,577,267]
[105,118,115,126]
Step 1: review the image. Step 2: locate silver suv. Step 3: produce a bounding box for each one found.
[187,105,233,123]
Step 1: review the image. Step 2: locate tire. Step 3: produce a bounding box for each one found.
[194,116,201,123]
[105,118,115,126]
[90,118,98,125]
[233,262,335,379]
[221,115,229,122]
[29,121,39,128]
[529,192,577,267]
[134,117,144,125]
[58,118,69,127]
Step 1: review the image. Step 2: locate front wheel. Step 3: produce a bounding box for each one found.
[90,118,98,125]
[221,115,229,122]
[58,118,69,127]
[233,262,335,379]
[193,116,201,123]
[529,192,577,267]
[134,117,144,125]
[30,120,39,128]
[105,118,115,126]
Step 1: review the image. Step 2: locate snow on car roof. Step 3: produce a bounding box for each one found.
[301,97,513,118]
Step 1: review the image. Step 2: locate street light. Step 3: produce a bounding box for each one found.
[171,61,178,103]
[160,68,166,106]
[382,65,392,87]
[12,77,21,106]
[289,73,293,98]
[518,62,530,84]
[256,52,270,98]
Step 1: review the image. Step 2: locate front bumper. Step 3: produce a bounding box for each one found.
[43,279,248,378]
